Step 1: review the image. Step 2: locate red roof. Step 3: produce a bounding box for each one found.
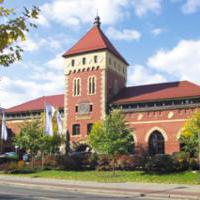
[63,24,128,65]
[111,81,200,104]
[6,94,64,113]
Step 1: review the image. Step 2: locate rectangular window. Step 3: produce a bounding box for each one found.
[94,55,98,63]
[72,124,80,135]
[71,59,75,67]
[90,104,93,112]
[75,105,79,113]
[87,123,93,134]
[73,78,81,96]
[88,76,96,95]
[82,57,86,65]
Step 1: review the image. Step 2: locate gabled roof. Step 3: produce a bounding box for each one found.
[111,81,200,104]
[63,18,128,65]
[6,94,64,113]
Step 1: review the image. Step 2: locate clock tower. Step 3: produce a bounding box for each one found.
[63,16,128,142]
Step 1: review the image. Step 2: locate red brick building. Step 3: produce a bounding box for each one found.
[4,16,200,155]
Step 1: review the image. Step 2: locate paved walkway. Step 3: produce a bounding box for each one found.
[0,175,200,199]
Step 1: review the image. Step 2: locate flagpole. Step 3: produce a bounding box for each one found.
[0,109,3,153]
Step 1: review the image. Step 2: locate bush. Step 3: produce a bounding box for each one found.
[97,154,136,171]
[96,155,112,171]
[144,154,175,174]
[69,152,98,170]
[115,155,136,170]
[0,162,18,174]
[172,152,190,171]
[189,158,199,170]
[44,155,59,169]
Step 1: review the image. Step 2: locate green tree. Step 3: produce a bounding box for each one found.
[88,110,134,174]
[0,0,40,66]
[14,119,43,168]
[179,109,200,157]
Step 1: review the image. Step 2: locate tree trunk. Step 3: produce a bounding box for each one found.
[112,158,116,176]
[41,151,44,169]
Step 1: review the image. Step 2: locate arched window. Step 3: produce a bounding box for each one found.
[73,78,81,96]
[148,130,165,155]
[88,76,96,95]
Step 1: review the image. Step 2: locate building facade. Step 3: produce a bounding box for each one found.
[3,16,200,155]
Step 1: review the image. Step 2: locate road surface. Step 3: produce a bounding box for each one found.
[0,183,165,200]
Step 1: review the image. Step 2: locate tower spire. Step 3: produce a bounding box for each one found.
[93,12,101,28]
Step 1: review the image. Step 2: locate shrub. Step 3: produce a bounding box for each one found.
[96,155,111,171]
[0,162,18,174]
[189,158,199,170]
[172,152,190,171]
[70,152,98,170]
[44,155,59,169]
[115,155,136,170]
[144,154,175,174]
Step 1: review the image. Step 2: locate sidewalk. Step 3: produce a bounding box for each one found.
[0,175,200,199]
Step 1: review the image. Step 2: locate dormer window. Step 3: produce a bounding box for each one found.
[94,55,98,63]
[82,57,86,65]
[71,59,75,67]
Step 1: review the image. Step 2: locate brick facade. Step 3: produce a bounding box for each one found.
[4,17,200,155]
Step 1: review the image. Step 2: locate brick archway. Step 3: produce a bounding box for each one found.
[145,127,168,143]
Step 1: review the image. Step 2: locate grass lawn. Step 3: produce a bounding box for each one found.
[4,170,200,185]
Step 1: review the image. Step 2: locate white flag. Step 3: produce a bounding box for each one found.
[45,103,55,136]
[1,111,8,141]
[56,111,63,135]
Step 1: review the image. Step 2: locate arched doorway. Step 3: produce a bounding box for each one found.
[148,130,165,155]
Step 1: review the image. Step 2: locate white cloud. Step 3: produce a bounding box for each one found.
[151,28,163,36]
[106,27,141,41]
[182,0,200,14]
[21,38,40,52]
[0,74,64,108]
[147,39,200,84]
[0,53,65,108]
[40,0,130,28]
[19,35,67,53]
[132,0,163,17]
[45,53,65,71]
[127,65,166,86]
[32,13,50,27]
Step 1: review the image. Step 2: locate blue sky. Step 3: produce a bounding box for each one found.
[1,0,200,108]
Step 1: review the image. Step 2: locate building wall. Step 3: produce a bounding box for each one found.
[124,108,196,154]
[64,50,128,142]
[66,68,104,142]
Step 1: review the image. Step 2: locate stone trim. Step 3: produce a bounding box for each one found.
[127,118,186,125]
[101,69,106,119]
[145,127,168,143]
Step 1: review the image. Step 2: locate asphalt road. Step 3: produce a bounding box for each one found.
[0,183,165,200]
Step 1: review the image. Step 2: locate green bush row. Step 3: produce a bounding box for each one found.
[0,151,198,174]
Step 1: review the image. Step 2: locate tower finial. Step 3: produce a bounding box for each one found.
[93,12,101,27]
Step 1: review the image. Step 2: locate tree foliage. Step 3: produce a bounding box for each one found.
[14,119,43,166]
[0,0,40,66]
[88,110,134,173]
[179,109,200,157]
[14,113,61,168]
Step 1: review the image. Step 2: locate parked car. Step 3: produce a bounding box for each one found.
[0,152,18,164]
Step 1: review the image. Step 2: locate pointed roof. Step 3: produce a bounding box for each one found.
[63,16,128,65]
